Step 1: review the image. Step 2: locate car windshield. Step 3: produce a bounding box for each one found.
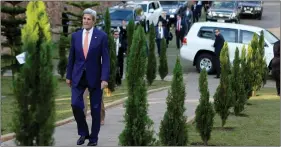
[242,1,261,4]
[140,4,147,12]
[263,30,280,44]
[160,1,178,5]
[110,9,134,21]
[212,1,236,9]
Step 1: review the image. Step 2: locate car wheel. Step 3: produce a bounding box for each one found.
[196,53,215,74]
[257,13,262,20]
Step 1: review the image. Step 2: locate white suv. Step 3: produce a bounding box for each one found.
[127,1,163,31]
[180,22,279,74]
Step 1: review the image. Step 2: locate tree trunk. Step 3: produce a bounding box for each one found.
[252,90,256,96]
[204,138,208,146]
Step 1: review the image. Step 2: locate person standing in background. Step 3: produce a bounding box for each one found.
[66,8,110,146]
[175,14,187,49]
[157,11,170,46]
[213,28,225,78]
[62,6,69,37]
[155,21,168,56]
[113,29,125,86]
[271,40,280,96]
[184,6,193,33]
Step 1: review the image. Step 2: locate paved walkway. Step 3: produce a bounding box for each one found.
[2,72,276,146]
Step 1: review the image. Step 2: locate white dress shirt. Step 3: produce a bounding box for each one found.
[158,27,163,39]
[115,38,119,56]
[82,27,94,50]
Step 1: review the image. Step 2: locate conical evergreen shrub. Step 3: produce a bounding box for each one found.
[159,56,188,146]
[12,1,56,145]
[241,45,253,99]
[231,48,247,115]
[195,68,215,145]
[146,23,157,85]
[104,8,117,92]
[213,42,233,127]
[158,38,168,80]
[119,26,155,146]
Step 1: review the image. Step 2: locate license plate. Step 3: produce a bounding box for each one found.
[217,19,225,23]
[245,10,252,13]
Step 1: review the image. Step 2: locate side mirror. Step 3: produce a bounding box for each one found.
[149,9,154,13]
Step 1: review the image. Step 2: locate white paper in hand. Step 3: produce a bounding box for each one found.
[16,52,26,64]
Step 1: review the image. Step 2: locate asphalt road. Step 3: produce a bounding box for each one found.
[165,1,280,75]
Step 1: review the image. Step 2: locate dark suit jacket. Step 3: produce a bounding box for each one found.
[272,40,280,71]
[213,34,225,56]
[175,19,187,37]
[157,16,169,28]
[184,10,193,24]
[66,28,110,89]
[155,27,168,40]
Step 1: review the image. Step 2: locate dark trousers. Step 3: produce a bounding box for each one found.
[193,12,199,23]
[214,55,221,77]
[272,70,280,95]
[156,39,162,56]
[71,71,102,143]
[63,26,68,37]
[116,58,124,86]
[176,31,184,49]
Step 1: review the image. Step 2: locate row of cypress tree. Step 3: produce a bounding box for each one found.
[194,32,267,145]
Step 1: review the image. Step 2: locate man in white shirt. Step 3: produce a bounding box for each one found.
[113,29,124,86]
[155,21,168,56]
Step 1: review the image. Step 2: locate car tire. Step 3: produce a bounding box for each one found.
[257,13,262,20]
[196,53,215,74]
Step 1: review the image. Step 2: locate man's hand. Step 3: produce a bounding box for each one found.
[101,81,108,89]
[66,79,72,87]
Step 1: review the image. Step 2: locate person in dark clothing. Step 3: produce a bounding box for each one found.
[62,7,69,37]
[118,20,128,55]
[175,14,187,49]
[157,11,170,46]
[191,1,200,23]
[155,21,168,56]
[183,7,193,33]
[271,40,280,96]
[113,29,125,86]
[213,28,225,78]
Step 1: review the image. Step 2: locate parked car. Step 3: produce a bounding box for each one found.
[127,1,163,31]
[159,1,187,24]
[238,1,263,20]
[97,3,146,31]
[206,1,241,23]
[180,22,280,74]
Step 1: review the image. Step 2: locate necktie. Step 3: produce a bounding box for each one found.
[83,31,89,59]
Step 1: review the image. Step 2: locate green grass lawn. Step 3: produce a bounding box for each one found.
[1,76,171,135]
[188,87,280,146]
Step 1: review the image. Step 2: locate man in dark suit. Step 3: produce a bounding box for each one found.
[271,40,280,96]
[213,28,225,78]
[191,1,200,23]
[175,14,187,49]
[155,21,168,56]
[184,7,193,33]
[113,29,125,86]
[157,11,170,46]
[66,8,110,146]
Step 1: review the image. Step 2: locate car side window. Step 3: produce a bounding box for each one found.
[197,27,215,40]
[219,28,238,43]
[240,30,255,44]
[240,30,268,46]
[154,2,159,9]
[149,3,154,10]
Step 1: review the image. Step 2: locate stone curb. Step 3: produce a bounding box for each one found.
[1,86,171,143]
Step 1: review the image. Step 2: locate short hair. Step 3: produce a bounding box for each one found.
[215,28,220,32]
[83,8,97,21]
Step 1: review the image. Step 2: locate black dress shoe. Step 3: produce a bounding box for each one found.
[77,136,89,145]
[87,142,98,146]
